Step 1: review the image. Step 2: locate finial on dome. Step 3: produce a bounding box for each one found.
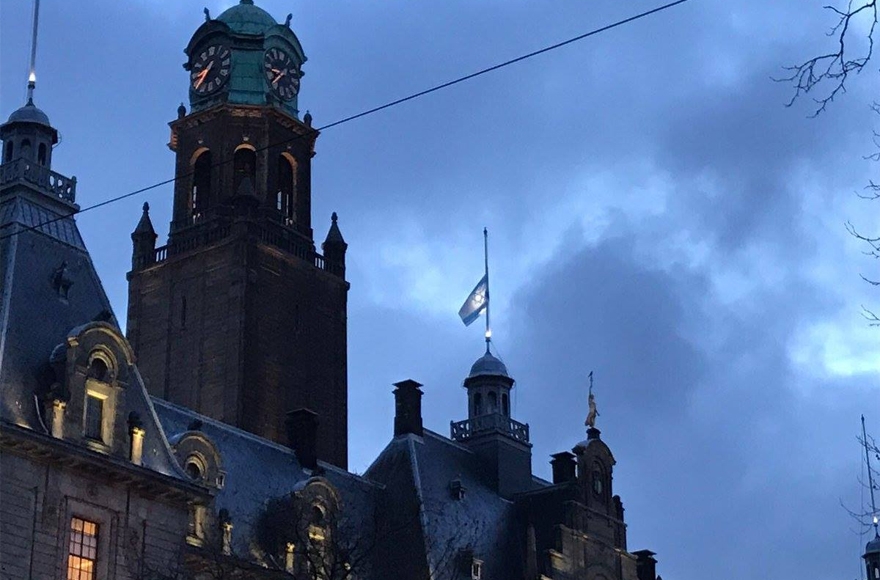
[303,110,313,127]
[331,211,338,223]
[142,202,150,213]
[203,7,211,21]
[240,0,254,4]
[177,102,186,119]
[285,13,293,27]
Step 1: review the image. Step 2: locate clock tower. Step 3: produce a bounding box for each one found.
[126,0,350,468]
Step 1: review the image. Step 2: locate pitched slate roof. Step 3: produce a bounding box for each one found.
[366,429,528,580]
[152,398,383,561]
[0,186,184,480]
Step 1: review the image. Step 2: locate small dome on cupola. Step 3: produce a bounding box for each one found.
[217,0,278,35]
[867,535,880,554]
[468,351,509,379]
[5,101,52,127]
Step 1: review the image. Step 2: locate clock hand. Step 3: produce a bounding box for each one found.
[194,60,214,89]
[272,70,287,86]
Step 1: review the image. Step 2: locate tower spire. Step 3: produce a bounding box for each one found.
[27,0,41,103]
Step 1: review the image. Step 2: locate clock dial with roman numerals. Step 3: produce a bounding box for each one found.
[264,48,300,101]
[190,44,231,96]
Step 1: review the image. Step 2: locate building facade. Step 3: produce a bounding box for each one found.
[0,2,664,579]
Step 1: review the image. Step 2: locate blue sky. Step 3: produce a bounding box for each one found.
[2,1,879,578]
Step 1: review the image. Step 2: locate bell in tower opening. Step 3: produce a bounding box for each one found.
[126,0,350,468]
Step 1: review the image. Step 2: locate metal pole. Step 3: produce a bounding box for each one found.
[27,0,40,102]
[484,227,490,352]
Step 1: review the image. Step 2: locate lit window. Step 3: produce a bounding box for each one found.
[67,517,99,580]
[84,395,104,442]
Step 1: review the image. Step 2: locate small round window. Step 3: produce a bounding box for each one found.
[185,456,205,480]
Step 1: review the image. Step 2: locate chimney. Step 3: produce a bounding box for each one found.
[286,408,319,470]
[633,550,658,580]
[393,379,423,437]
[550,451,576,484]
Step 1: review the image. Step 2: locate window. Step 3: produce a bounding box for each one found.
[67,517,99,580]
[277,154,296,224]
[473,393,482,416]
[21,139,32,160]
[38,143,47,165]
[184,455,205,480]
[502,393,509,417]
[487,392,497,414]
[191,150,212,219]
[87,358,108,382]
[3,141,12,162]
[471,558,483,580]
[84,394,104,442]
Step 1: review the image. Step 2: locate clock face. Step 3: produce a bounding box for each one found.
[264,48,300,101]
[190,44,231,96]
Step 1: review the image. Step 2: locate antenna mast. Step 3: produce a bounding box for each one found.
[27,0,41,102]
[863,415,879,538]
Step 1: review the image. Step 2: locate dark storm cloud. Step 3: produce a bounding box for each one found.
[1,1,877,578]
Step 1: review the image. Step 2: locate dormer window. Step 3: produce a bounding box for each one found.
[82,351,116,449]
[471,558,483,580]
[450,479,466,500]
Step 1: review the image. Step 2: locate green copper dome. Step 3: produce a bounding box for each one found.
[217,0,278,36]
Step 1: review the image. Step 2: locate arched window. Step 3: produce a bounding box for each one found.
[87,358,109,382]
[21,139,32,161]
[591,462,606,500]
[3,141,12,162]
[233,145,256,196]
[487,392,497,414]
[38,143,47,165]
[191,150,212,219]
[473,393,483,416]
[276,154,297,224]
[502,393,509,416]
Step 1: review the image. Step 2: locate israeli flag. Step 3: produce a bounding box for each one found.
[458,274,488,326]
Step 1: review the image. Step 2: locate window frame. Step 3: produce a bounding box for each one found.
[59,499,116,580]
[67,516,99,580]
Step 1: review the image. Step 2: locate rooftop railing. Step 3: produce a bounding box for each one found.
[0,158,76,203]
[138,216,343,278]
[450,413,530,444]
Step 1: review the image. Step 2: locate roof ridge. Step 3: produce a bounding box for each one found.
[151,397,384,488]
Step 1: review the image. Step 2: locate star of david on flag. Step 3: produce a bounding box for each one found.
[458,274,488,326]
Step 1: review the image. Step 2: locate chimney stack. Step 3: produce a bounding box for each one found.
[286,408,319,470]
[633,550,658,580]
[550,451,577,484]
[393,379,423,437]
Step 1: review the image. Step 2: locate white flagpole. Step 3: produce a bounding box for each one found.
[484,227,490,352]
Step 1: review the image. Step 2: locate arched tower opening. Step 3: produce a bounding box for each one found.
[190,148,212,219]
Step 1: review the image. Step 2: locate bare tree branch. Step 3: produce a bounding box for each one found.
[779,1,878,116]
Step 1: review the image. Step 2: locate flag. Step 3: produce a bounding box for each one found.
[458,274,488,326]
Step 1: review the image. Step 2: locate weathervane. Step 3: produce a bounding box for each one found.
[585,371,599,429]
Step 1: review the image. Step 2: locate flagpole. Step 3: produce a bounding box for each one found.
[484,227,490,353]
